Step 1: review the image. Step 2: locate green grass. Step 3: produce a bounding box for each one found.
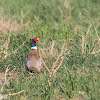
[0,0,100,100]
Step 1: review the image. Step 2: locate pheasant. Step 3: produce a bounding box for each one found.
[24,37,42,73]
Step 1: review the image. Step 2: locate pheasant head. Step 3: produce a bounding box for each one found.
[30,37,40,49]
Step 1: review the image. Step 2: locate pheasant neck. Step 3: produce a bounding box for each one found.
[31,40,37,49]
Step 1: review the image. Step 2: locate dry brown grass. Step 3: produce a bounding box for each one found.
[0,9,30,34]
[0,10,27,62]
[63,0,72,22]
[41,41,67,85]
[1,66,10,92]
[0,67,24,99]
[0,11,20,63]
[70,96,83,100]
[0,9,30,64]
[0,15,20,34]
[41,41,58,59]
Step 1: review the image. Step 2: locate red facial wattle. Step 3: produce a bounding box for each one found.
[33,37,37,42]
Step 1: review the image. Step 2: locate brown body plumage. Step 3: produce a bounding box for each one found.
[24,37,42,73]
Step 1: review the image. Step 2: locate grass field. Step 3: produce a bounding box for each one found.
[0,0,100,100]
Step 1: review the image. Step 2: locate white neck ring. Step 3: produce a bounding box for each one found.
[31,46,37,49]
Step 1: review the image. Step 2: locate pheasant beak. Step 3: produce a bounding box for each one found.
[37,37,40,40]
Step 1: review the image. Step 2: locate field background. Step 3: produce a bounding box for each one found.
[0,0,100,100]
